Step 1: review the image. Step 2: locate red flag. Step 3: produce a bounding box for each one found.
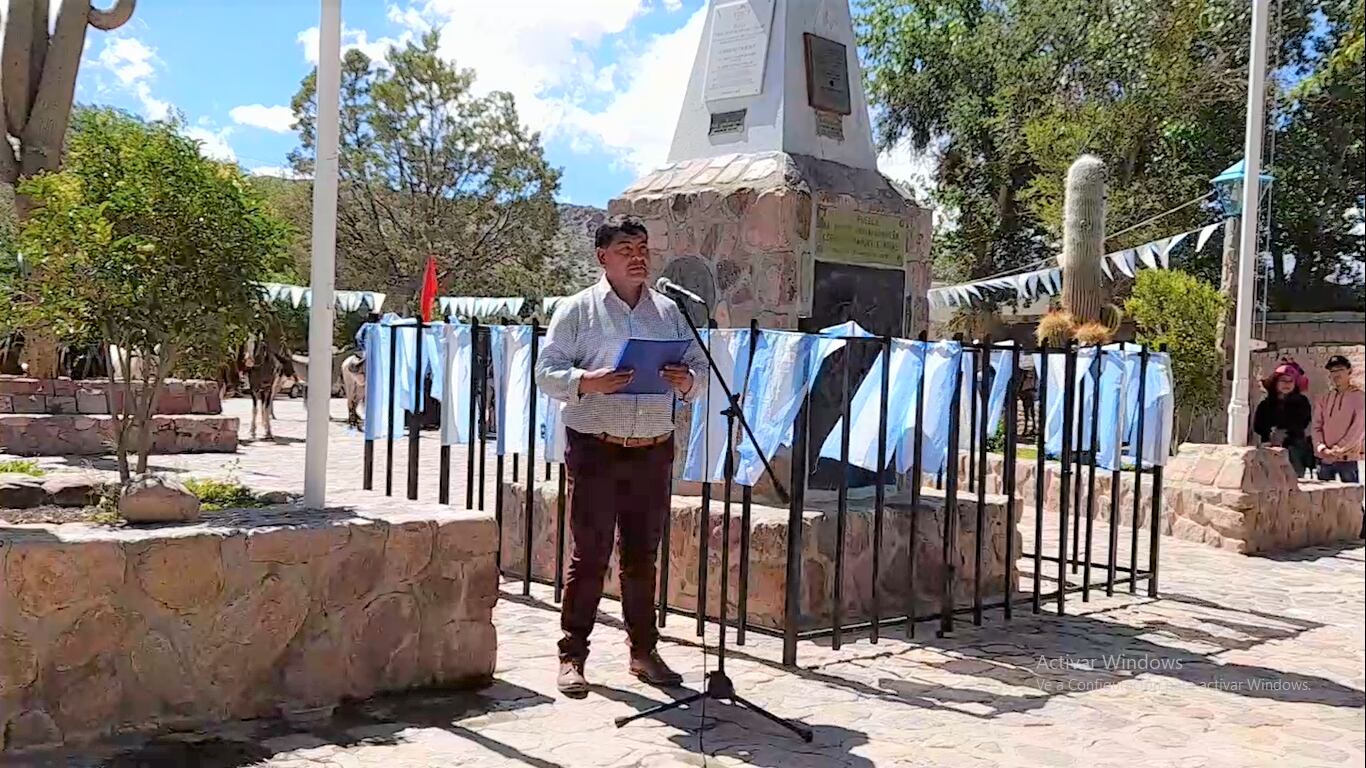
[419,255,439,322]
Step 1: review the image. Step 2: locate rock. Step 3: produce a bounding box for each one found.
[3,542,124,616]
[0,476,46,509]
[0,631,39,695]
[259,490,295,505]
[3,709,62,751]
[41,475,104,507]
[119,474,201,523]
[51,603,129,671]
[134,537,224,611]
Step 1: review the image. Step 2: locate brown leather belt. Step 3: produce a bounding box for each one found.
[595,432,671,448]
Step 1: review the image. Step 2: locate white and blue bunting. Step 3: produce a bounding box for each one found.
[258,281,386,313]
[927,219,1228,308]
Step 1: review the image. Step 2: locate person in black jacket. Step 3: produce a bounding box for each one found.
[1253,363,1315,476]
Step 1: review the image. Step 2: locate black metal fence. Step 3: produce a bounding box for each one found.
[360,319,1168,666]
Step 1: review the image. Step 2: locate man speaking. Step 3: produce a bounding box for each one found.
[535,218,708,698]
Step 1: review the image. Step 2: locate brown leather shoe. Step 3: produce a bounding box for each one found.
[629,652,684,687]
[558,659,589,698]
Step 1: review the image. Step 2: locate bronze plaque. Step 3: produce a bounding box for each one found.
[804,33,851,116]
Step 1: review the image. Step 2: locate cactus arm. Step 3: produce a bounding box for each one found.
[88,0,136,31]
[3,0,51,138]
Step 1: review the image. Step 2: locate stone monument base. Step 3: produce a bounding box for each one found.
[0,493,498,751]
[500,482,1017,632]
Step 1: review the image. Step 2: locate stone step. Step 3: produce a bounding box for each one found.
[0,414,238,457]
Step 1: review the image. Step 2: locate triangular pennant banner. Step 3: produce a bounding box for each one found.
[1161,230,1191,267]
[1138,242,1160,271]
[1195,221,1222,253]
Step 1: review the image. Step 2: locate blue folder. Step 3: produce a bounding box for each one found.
[613,338,692,395]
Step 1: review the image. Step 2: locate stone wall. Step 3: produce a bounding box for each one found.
[1262,312,1366,348]
[0,493,498,751]
[0,415,239,457]
[0,377,222,416]
[499,482,1017,632]
[607,152,933,335]
[966,444,1362,554]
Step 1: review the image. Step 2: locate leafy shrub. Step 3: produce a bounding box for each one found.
[0,459,45,476]
[182,477,260,511]
[1124,270,1227,435]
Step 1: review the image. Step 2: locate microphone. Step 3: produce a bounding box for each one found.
[655,277,707,306]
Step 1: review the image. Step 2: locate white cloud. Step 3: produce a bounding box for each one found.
[410,0,649,137]
[662,0,683,10]
[229,104,295,133]
[559,6,704,174]
[877,138,937,203]
[185,125,236,162]
[91,35,171,120]
[248,165,308,180]
[297,24,412,66]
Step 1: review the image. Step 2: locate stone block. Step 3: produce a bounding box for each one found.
[0,498,499,747]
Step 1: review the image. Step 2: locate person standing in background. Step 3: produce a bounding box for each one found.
[1312,355,1364,483]
[1253,363,1315,477]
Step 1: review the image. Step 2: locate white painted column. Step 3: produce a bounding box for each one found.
[303,0,342,508]
[1226,0,1270,447]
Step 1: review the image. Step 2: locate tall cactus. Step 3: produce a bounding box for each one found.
[2,0,137,219]
[1059,154,1107,324]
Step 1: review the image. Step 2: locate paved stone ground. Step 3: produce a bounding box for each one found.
[7,399,1365,767]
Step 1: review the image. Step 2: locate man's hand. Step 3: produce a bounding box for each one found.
[660,364,693,395]
[579,368,634,395]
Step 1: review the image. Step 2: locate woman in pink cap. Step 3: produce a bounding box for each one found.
[1252,363,1315,476]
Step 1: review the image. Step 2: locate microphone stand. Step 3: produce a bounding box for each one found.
[613,293,812,742]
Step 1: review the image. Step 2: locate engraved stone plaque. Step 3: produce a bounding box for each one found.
[814,110,844,141]
[804,33,851,115]
[709,109,747,135]
[703,1,775,102]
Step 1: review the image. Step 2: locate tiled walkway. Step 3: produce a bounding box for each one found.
[11,399,1365,767]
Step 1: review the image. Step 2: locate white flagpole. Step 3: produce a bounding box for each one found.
[1226,0,1271,446]
[304,0,342,508]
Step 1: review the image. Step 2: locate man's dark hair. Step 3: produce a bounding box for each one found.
[595,218,649,249]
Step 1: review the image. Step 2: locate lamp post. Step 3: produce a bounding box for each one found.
[1224,0,1271,447]
[304,0,342,509]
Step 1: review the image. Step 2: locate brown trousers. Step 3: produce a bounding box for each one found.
[558,429,673,662]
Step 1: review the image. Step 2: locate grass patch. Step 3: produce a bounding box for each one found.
[0,459,45,477]
[182,477,261,511]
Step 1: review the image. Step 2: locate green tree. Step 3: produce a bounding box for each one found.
[1264,0,1364,309]
[857,0,1348,299]
[13,108,289,481]
[1124,270,1227,441]
[288,31,562,304]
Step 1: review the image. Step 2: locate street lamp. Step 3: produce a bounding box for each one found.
[1211,159,1274,217]
[1225,0,1271,448]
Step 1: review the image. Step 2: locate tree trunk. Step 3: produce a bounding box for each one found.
[1060,155,1108,324]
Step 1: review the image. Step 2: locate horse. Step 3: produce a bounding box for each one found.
[240,334,294,441]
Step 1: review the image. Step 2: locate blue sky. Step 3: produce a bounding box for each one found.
[60,0,925,208]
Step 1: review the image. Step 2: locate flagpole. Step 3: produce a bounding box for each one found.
[1226,0,1270,446]
[304,0,342,509]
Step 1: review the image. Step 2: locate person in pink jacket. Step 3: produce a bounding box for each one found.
[1312,355,1364,483]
